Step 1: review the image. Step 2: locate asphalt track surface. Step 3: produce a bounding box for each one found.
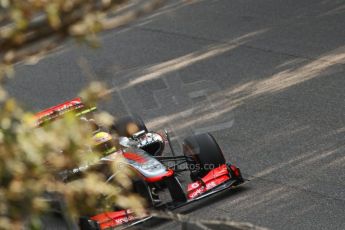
[7,0,345,229]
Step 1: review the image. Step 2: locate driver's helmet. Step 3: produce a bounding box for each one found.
[92,131,117,156]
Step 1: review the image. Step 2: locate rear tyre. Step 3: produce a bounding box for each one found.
[112,114,148,137]
[183,133,226,180]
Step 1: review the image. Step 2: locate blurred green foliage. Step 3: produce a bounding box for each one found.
[0,0,165,228]
[0,83,146,229]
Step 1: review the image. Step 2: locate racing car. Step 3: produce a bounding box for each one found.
[35,98,245,230]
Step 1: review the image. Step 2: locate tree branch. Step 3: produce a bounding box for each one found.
[0,0,163,65]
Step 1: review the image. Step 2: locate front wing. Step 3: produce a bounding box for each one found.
[84,164,244,230]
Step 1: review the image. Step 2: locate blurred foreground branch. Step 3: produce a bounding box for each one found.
[0,0,163,67]
[0,1,164,228]
[0,82,145,229]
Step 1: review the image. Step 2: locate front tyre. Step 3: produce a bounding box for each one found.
[183,133,226,180]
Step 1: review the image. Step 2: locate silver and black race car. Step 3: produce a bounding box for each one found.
[35,98,245,230]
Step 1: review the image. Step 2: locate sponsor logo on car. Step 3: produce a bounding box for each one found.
[115,215,136,225]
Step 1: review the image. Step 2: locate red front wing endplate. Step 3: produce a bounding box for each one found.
[187,164,232,199]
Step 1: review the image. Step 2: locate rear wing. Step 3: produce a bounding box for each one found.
[35,98,96,126]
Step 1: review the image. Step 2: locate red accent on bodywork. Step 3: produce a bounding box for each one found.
[91,210,138,229]
[145,169,174,183]
[35,98,84,125]
[187,164,231,200]
[230,165,240,177]
[123,152,147,163]
[122,152,173,183]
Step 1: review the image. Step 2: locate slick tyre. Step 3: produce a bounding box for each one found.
[183,133,226,180]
